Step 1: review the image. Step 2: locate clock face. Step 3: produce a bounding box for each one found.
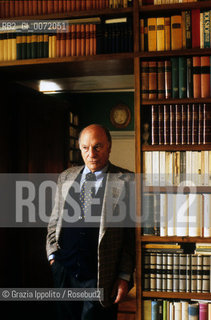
[110,104,131,128]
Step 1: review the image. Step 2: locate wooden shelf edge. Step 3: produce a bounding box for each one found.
[143,186,211,193]
[140,236,211,242]
[142,291,211,299]
[140,1,211,13]
[141,144,211,151]
[141,98,211,105]
[4,7,133,21]
[136,48,211,58]
[0,52,134,68]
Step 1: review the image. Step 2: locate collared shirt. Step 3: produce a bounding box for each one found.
[80,164,108,194]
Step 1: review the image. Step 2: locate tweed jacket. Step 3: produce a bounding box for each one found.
[46,162,135,307]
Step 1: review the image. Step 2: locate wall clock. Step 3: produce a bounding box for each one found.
[110,104,131,129]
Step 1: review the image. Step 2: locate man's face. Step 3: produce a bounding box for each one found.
[79,126,111,172]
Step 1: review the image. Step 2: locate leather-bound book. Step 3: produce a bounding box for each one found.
[175,104,182,145]
[181,104,187,145]
[47,0,54,13]
[187,57,193,98]
[198,104,203,144]
[157,17,165,51]
[60,31,66,57]
[76,24,81,56]
[170,104,176,145]
[149,61,157,100]
[193,56,201,98]
[171,15,182,50]
[158,61,165,100]
[192,104,199,145]
[24,0,29,16]
[192,9,200,48]
[201,56,210,98]
[158,105,164,145]
[165,60,172,99]
[32,0,37,15]
[148,17,156,51]
[164,104,170,145]
[203,103,211,145]
[164,17,170,51]
[152,105,159,145]
[54,0,59,13]
[187,104,192,144]
[141,61,149,100]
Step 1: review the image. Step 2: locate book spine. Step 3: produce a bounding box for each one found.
[186,254,191,292]
[173,254,179,292]
[171,15,182,50]
[179,57,187,98]
[141,61,149,100]
[167,253,173,292]
[169,104,176,145]
[162,253,167,291]
[164,104,170,145]
[192,9,200,48]
[149,252,156,291]
[149,61,157,99]
[157,61,165,99]
[187,57,193,98]
[175,104,181,145]
[203,104,211,145]
[144,252,150,290]
[202,255,210,293]
[152,105,159,145]
[158,105,164,145]
[199,303,208,320]
[164,60,172,99]
[185,10,192,49]
[191,255,197,293]
[196,255,202,293]
[181,104,187,145]
[171,57,179,98]
[187,104,192,144]
[164,17,171,51]
[157,17,165,51]
[179,254,186,292]
[156,253,162,291]
[203,11,210,48]
[188,304,199,320]
[198,104,203,144]
[144,18,148,52]
[193,56,201,98]
[148,18,157,51]
[201,56,210,98]
[204,194,211,237]
[192,104,199,145]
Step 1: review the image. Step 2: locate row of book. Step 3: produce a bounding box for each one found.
[143,151,211,186]
[0,0,133,18]
[141,56,211,100]
[143,248,211,293]
[148,104,211,146]
[143,299,211,320]
[0,20,133,60]
[142,193,211,237]
[140,10,211,52]
[141,0,199,5]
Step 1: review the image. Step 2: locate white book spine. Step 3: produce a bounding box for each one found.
[204,194,211,237]
[173,254,179,292]
[152,151,160,186]
[188,194,202,237]
[181,301,188,320]
[176,194,189,236]
[186,254,191,292]
[196,255,202,293]
[143,151,153,186]
[156,253,162,291]
[160,193,167,236]
[174,302,182,320]
[162,253,167,292]
[179,254,186,292]
[167,253,173,292]
[204,151,209,185]
[160,151,166,186]
[191,255,197,293]
[202,255,210,293]
[167,194,176,236]
[150,252,156,291]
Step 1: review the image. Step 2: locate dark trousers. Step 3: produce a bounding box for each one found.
[51,260,118,320]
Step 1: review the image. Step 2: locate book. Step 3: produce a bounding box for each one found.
[164,17,170,51]
[203,104,211,145]
[192,104,198,145]
[196,255,202,293]
[179,57,187,98]
[157,61,165,99]
[193,56,201,98]
[181,104,187,145]
[169,104,176,145]
[157,17,165,51]
[158,105,164,144]
[203,11,210,48]
[188,304,199,320]
[187,57,193,98]
[164,104,170,145]
[201,56,210,98]
[173,254,179,292]
[187,104,192,144]
[204,194,211,237]
[171,57,179,98]
[166,253,173,292]
[171,15,182,50]
[192,9,200,48]
[185,10,192,49]
[149,61,157,99]
[148,18,157,51]
[202,256,210,293]
[179,254,186,292]
[141,61,149,100]
[164,60,171,99]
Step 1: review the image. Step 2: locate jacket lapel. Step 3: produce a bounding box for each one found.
[99,168,125,244]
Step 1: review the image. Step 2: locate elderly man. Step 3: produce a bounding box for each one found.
[46,124,135,320]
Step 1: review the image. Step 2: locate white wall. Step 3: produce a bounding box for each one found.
[109,131,135,172]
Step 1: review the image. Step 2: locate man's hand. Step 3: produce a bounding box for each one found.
[111,278,129,304]
[50,259,55,266]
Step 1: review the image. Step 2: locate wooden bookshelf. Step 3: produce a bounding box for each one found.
[142,145,211,151]
[140,1,211,14]
[136,48,211,58]
[141,236,211,243]
[143,186,211,194]
[142,291,211,300]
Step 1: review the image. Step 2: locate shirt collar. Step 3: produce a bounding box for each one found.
[82,164,108,181]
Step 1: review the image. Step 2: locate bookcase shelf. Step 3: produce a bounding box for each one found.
[142,97,211,105]
[141,144,211,151]
[140,1,211,15]
[142,291,211,300]
[136,48,211,59]
[141,236,211,243]
[8,7,133,21]
[0,53,134,80]
[143,186,211,194]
